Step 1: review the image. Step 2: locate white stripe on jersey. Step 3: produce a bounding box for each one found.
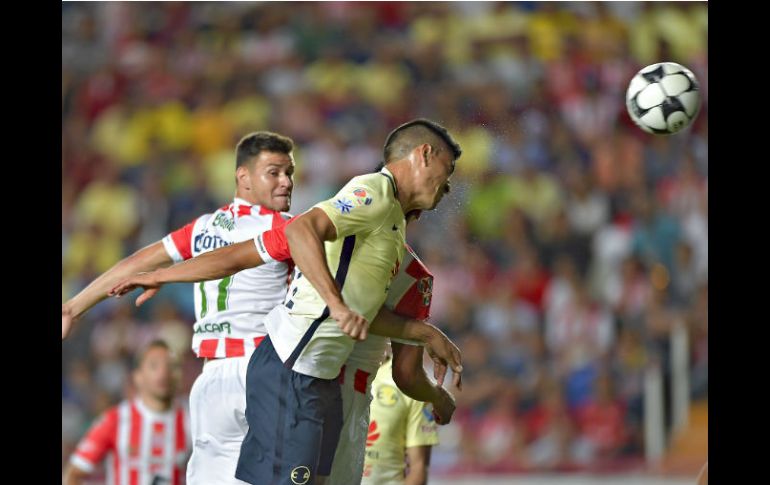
[139,404,152,482]
[117,401,130,485]
[163,410,176,481]
[162,236,184,264]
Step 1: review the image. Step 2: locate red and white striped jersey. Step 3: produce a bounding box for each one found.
[162,198,292,359]
[347,243,434,373]
[70,399,190,485]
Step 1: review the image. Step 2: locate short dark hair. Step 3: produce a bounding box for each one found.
[133,339,172,369]
[382,119,462,165]
[235,131,295,169]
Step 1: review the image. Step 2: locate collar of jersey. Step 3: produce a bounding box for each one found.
[134,397,174,419]
[379,167,405,219]
[232,198,277,216]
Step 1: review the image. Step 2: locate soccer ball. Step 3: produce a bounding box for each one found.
[626,62,701,135]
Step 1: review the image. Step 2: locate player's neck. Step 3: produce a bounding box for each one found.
[383,163,416,215]
[139,394,173,413]
[234,189,259,206]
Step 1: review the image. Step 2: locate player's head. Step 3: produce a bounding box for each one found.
[235,131,295,212]
[383,119,461,211]
[132,339,179,406]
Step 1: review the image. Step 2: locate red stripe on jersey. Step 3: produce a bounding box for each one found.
[254,336,265,348]
[354,369,371,395]
[168,220,196,260]
[237,205,252,217]
[175,408,186,485]
[225,338,245,357]
[198,339,219,358]
[129,404,142,485]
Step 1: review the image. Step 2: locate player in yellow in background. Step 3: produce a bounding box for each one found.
[363,353,440,485]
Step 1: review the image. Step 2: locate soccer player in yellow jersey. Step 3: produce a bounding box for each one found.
[363,354,440,485]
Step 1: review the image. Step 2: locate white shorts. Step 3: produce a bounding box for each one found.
[327,365,377,485]
[185,355,252,485]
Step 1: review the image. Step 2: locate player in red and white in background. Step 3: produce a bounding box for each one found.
[63,131,297,485]
[63,340,190,485]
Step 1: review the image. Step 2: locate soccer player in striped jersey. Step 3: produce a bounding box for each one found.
[111,119,463,485]
[63,131,297,485]
[63,340,190,485]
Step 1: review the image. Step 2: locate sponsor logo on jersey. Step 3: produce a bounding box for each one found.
[352,188,373,206]
[366,420,380,447]
[422,406,436,423]
[417,276,433,306]
[212,212,235,231]
[193,233,231,253]
[376,385,399,407]
[290,465,311,485]
[333,198,354,214]
[193,322,232,334]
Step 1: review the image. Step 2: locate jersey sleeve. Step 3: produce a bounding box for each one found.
[313,175,394,239]
[254,216,296,264]
[162,218,198,262]
[70,408,118,473]
[405,400,439,448]
[386,245,434,320]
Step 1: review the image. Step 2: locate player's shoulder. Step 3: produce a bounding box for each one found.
[348,172,393,198]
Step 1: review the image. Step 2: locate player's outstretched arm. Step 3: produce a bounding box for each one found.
[391,342,456,425]
[62,463,89,485]
[369,306,463,388]
[284,208,368,340]
[109,240,266,306]
[62,242,173,339]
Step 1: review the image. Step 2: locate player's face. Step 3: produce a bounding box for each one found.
[135,347,178,402]
[419,147,455,210]
[247,151,295,212]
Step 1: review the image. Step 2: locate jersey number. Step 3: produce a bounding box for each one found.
[199,276,233,318]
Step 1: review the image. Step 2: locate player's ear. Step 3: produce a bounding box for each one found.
[236,165,250,189]
[418,143,432,165]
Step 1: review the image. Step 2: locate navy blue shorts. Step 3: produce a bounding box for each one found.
[235,336,343,485]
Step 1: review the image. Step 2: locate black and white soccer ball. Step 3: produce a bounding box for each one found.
[626,62,701,135]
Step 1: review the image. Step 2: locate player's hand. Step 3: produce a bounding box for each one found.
[330,304,368,341]
[108,272,162,307]
[431,387,456,425]
[62,305,75,340]
[424,325,463,390]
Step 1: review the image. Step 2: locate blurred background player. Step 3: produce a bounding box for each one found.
[362,351,440,485]
[63,131,297,485]
[63,339,189,485]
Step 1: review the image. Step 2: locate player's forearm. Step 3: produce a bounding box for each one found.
[404,448,431,485]
[64,242,172,318]
[404,465,428,485]
[369,307,436,343]
[392,343,442,403]
[284,213,345,310]
[153,240,264,284]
